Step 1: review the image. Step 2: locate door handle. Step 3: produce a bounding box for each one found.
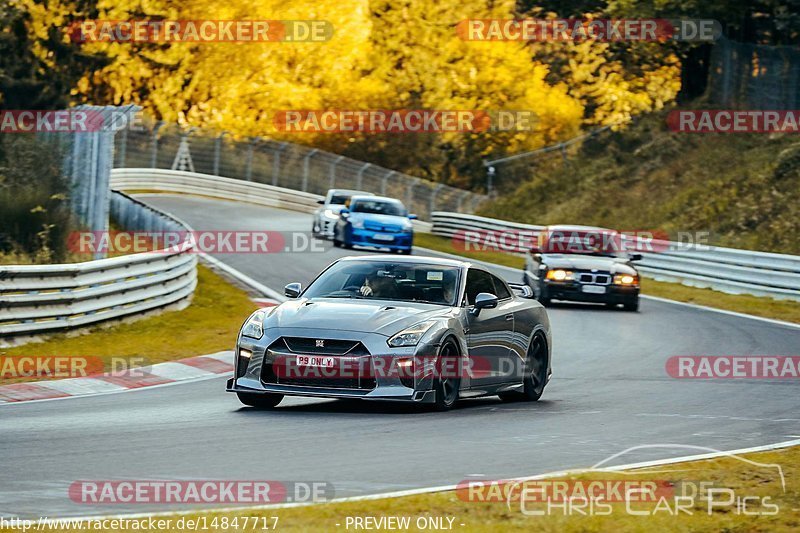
[505,314,513,321]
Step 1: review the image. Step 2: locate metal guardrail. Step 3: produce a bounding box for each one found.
[431,212,800,301]
[114,121,488,220]
[110,168,433,232]
[0,192,197,337]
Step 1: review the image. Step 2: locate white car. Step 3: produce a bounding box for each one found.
[312,189,373,239]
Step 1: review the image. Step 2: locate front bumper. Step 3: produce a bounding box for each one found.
[543,281,639,304]
[349,228,413,250]
[227,330,442,403]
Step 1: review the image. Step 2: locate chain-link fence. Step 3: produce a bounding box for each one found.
[708,37,800,110]
[114,122,488,220]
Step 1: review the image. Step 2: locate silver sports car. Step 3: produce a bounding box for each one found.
[226,255,552,411]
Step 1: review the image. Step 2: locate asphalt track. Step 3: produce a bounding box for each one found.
[2,195,799,518]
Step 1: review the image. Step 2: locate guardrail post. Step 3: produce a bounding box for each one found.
[213,132,227,176]
[151,122,164,168]
[329,155,344,189]
[457,190,471,213]
[381,170,395,196]
[272,142,288,186]
[302,149,318,192]
[116,126,128,168]
[246,137,261,181]
[429,184,445,217]
[356,163,371,190]
[406,179,419,214]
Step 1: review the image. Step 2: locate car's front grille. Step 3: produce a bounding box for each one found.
[364,221,403,233]
[577,272,611,284]
[261,338,376,390]
[283,337,367,356]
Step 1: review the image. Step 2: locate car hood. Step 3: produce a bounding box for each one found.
[542,254,638,274]
[264,298,451,336]
[349,213,412,228]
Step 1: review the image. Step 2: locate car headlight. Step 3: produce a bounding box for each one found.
[323,209,338,219]
[350,218,364,229]
[614,274,639,285]
[241,310,266,339]
[546,269,573,281]
[387,320,437,347]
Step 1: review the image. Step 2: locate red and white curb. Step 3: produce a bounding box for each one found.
[0,351,233,404]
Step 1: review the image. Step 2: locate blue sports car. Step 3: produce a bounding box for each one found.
[333,195,416,254]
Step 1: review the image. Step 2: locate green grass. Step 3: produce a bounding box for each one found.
[15,445,798,532]
[0,264,257,385]
[480,108,800,255]
[413,232,800,324]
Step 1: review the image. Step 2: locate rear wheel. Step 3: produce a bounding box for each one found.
[499,332,548,402]
[237,392,283,408]
[431,339,461,411]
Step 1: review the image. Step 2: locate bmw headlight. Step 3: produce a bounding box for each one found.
[387,320,437,347]
[350,217,364,229]
[241,310,266,339]
[323,209,338,219]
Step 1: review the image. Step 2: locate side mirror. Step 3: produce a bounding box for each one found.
[471,292,498,316]
[316,199,325,205]
[629,253,643,262]
[284,282,302,298]
[408,214,418,220]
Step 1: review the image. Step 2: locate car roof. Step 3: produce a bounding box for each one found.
[337,254,469,268]
[349,195,403,204]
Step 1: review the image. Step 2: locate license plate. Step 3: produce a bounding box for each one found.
[373,233,395,242]
[296,355,335,368]
[582,285,607,294]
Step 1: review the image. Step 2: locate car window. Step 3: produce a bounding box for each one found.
[350,200,406,217]
[304,261,460,306]
[465,269,495,305]
[491,274,512,300]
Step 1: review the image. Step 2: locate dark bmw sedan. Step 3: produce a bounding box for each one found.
[523,225,642,311]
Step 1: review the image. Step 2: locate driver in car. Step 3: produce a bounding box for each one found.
[359,273,398,298]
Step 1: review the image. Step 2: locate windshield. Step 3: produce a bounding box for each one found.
[542,229,626,258]
[350,199,407,217]
[304,261,460,306]
[329,194,354,205]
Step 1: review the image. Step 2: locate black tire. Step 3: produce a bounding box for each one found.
[431,339,461,412]
[623,298,639,312]
[237,392,283,408]
[538,297,551,307]
[498,332,548,402]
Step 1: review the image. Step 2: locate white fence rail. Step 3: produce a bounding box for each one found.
[0,192,197,337]
[431,212,800,301]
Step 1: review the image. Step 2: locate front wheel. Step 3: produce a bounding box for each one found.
[499,332,548,402]
[431,339,461,411]
[237,392,283,408]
